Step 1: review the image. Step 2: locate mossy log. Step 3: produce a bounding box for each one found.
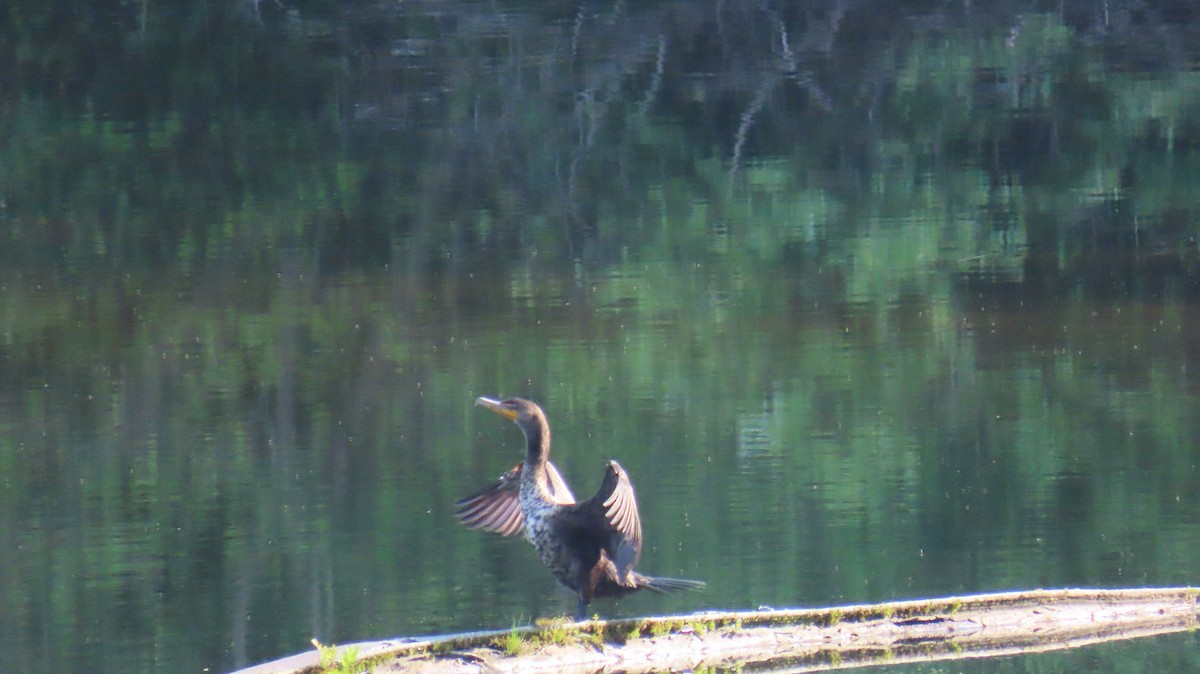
[231,587,1200,674]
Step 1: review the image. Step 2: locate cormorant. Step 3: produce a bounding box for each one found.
[456,396,705,619]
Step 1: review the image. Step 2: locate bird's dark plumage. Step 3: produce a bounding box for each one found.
[456,397,704,619]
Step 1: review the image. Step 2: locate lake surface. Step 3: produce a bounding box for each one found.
[3,1,1200,672]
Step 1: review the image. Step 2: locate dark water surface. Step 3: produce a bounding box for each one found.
[4,1,1200,672]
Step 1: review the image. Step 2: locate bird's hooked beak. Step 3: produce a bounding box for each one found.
[475,396,518,420]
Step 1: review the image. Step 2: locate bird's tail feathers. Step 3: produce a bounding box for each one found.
[636,574,706,593]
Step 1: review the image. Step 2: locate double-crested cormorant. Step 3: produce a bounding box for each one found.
[457,397,705,619]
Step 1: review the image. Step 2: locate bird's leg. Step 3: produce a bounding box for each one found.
[575,596,590,622]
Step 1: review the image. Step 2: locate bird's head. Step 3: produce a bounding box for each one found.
[475,396,548,437]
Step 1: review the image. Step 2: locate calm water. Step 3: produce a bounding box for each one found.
[3,2,1200,672]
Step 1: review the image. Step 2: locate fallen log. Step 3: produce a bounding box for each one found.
[231,587,1200,674]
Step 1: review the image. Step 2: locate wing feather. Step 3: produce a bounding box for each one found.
[455,461,576,537]
[455,464,524,536]
[594,460,643,579]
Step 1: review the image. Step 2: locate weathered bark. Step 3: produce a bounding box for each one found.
[231,587,1200,674]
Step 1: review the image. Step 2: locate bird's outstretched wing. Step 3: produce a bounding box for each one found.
[455,461,575,535]
[592,460,643,579]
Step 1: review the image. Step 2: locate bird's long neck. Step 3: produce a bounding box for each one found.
[522,419,550,468]
[520,418,554,502]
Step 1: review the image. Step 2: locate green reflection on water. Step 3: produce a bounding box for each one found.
[3,3,1200,674]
